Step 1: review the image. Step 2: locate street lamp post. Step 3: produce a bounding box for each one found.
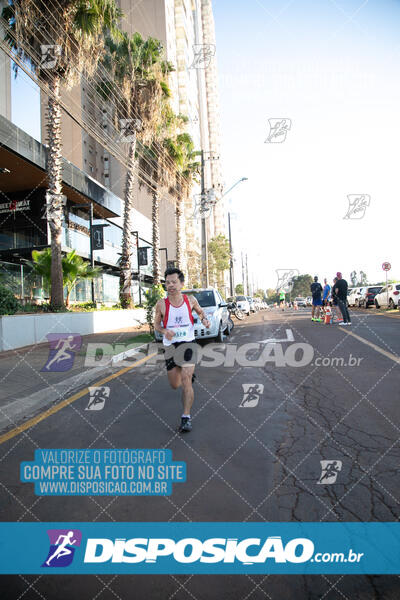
[223,177,248,296]
[228,211,234,297]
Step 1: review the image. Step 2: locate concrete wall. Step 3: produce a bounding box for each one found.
[0,308,147,352]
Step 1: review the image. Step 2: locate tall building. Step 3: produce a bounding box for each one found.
[0,0,11,121]
[120,0,226,287]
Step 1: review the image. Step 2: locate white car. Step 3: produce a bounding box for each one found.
[235,295,250,316]
[294,297,307,308]
[348,287,364,307]
[374,283,400,309]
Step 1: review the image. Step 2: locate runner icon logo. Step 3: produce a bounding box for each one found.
[41,334,82,372]
[317,460,342,485]
[42,529,82,567]
[239,384,264,408]
[265,118,292,143]
[86,386,110,411]
[344,194,370,219]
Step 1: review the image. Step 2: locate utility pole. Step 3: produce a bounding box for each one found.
[246,253,249,296]
[228,212,234,296]
[200,150,220,288]
[241,252,245,294]
[200,150,209,288]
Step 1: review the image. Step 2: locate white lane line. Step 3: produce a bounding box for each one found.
[258,329,294,344]
[345,330,400,365]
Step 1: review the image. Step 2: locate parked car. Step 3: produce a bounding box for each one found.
[348,287,364,307]
[295,297,307,308]
[359,286,382,308]
[253,298,262,310]
[247,296,257,313]
[374,283,400,309]
[235,295,250,316]
[154,287,231,343]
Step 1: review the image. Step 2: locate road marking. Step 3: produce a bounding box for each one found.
[0,352,157,446]
[345,330,400,365]
[258,329,294,344]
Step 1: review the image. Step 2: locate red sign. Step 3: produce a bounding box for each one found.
[382,262,391,271]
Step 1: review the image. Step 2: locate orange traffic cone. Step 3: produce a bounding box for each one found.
[324,305,332,324]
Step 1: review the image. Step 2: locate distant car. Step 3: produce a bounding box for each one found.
[253,298,262,310]
[305,296,312,306]
[295,297,307,308]
[154,287,231,343]
[348,287,364,307]
[359,286,382,308]
[247,296,257,313]
[374,283,400,309]
[235,295,250,315]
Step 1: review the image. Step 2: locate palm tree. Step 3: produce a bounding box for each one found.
[1,0,122,309]
[101,32,173,306]
[164,133,200,272]
[28,247,101,307]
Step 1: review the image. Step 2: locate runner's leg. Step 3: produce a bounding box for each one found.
[181,365,195,415]
[167,366,182,389]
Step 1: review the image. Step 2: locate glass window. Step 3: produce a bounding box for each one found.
[185,290,216,307]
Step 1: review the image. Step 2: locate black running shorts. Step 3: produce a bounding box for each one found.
[164,340,198,371]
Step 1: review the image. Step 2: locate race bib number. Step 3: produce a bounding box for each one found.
[171,325,190,341]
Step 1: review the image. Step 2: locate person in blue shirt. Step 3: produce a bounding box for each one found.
[322,278,331,306]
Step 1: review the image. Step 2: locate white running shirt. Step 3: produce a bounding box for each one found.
[162,294,195,346]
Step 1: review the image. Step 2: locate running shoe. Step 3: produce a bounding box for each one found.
[315,318,322,322]
[338,322,347,326]
[179,417,192,433]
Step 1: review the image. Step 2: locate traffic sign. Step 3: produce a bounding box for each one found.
[382,262,391,271]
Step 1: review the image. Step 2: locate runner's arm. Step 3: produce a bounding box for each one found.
[190,297,210,327]
[153,300,167,334]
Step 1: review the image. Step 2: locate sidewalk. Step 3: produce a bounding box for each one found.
[0,324,153,433]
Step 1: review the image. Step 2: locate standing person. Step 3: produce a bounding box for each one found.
[322,278,331,306]
[279,289,285,310]
[154,268,211,433]
[334,272,351,325]
[310,276,323,322]
[331,277,342,322]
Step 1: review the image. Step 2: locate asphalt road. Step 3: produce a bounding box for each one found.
[1,307,399,599]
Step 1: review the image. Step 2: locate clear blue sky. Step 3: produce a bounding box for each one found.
[213,0,400,289]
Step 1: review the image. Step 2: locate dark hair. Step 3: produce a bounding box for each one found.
[164,267,184,283]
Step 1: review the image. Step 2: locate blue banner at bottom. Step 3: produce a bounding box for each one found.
[0,522,398,574]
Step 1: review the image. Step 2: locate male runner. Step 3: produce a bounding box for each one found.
[154,268,211,433]
[279,289,285,310]
[310,276,323,321]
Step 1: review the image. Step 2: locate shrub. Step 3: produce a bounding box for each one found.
[0,284,20,315]
[144,284,165,334]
